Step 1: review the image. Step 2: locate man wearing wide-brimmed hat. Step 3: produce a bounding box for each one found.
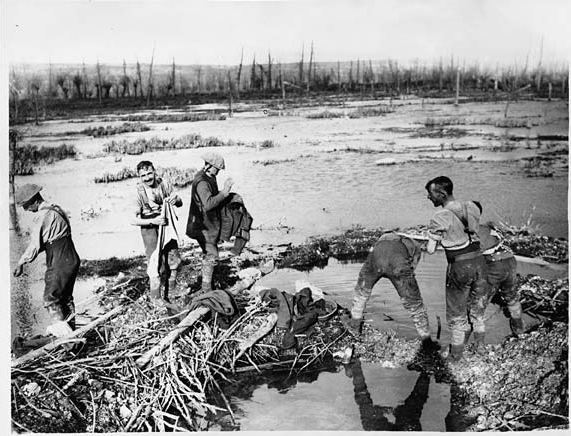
[13,184,81,338]
[186,152,234,293]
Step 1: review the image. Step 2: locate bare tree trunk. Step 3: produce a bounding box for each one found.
[298,44,304,87]
[548,82,552,101]
[136,60,144,99]
[96,61,102,104]
[267,51,272,91]
[236,47,244,99]
[171,58,176,97]
[146,47,155,107]
[197,66,202,93]
[227,72,233,117]
[536,35,544,93]
[9,129,21,233]
[337,61,341,91]
[281,64,286,107]
[307,41,313,91]
[82,61,88,99]
[33,89,39,125]
[250,56,256,91]
[454,67,460,106]
[369,59,374,97]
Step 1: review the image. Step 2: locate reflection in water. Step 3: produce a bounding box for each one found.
[345,358,430,431]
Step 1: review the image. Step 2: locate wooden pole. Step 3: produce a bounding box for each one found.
[12,305,128,368]
[146,47,155,107]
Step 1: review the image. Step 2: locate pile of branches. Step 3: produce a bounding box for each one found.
[504,233,568,263]
[518,275,569,322]
[11,273,346,433]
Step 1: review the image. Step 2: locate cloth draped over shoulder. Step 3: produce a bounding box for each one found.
[147,200,184,280]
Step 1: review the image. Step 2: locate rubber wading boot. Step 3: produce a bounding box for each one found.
[149,276,162,300]
[472,332,486,355]
[63,299,76,330]
[510,317,526,336]
[444,344,464,363]
[201,260,215,294]
[341,314,363,338]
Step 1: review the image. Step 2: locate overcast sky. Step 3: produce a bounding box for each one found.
[3,0,570,67]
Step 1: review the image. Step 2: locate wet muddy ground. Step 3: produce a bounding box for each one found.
[10,96,568,431]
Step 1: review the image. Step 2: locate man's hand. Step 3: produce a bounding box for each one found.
[166,194,181,206]
[13,264,23,277]
[151,216,167,226]
[46,321,73,338]
[222,177,234,195]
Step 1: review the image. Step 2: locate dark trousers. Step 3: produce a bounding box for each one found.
[44,236,80,307]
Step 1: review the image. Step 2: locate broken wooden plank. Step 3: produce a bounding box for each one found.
[136,262,275,369]
[12,304,128,368]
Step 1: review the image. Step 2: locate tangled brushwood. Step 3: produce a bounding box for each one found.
[11,259,350,433]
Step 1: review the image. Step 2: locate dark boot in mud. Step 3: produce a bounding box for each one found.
[510,317,526,337]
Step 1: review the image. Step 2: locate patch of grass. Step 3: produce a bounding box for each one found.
[348,105,394,118]
[94,166,197,187]
[424,117,538,128]
[258,139,276,149]
[81,122,150,137]
[490,143,517,152]
[102,134,242,155]
[14,144,77,175]
[252,158,295,166]
[306,110,345,119]
[94,112,227,123]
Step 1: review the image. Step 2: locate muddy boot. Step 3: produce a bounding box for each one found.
[509,317,526,337]
[166,269,178,299]
[341,313,363,338]
[444,344,464,363]
[149,276,162,300]
[472,332,486,355]
[201,259,215,294]
[62,299,76,330]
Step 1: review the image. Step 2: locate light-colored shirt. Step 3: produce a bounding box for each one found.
[134,179,174,217]
[427,200,481,250]
[19,202,71,265]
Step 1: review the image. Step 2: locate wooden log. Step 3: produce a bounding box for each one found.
[234,313,278,364]
[136,262,275,369]
[12,304,128,368]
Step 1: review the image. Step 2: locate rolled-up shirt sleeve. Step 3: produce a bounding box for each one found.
[196,180,226,212]
[426,211,450,242]
[19,219,43,265]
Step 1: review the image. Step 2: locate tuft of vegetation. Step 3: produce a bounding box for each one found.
[81,122,150,137]
[14,144,77,175]
[306,110,345,119]
[252,158,295,166]
[424,117,538,128]
[348,105,394,118]
[94,166,197,187]
[102,134,241,155]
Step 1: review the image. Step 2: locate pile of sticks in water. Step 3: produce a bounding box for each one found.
[11,262,346,433]
[518,275,569,322]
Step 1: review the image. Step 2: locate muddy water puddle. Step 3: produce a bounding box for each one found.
[226,363,452,431]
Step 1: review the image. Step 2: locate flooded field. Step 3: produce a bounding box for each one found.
[10,97,568,431]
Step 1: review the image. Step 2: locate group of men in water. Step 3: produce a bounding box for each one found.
[14,157,524,362]
[343,175,525,362]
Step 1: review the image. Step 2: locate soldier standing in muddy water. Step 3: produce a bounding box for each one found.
[132,160,183,302]
[341,231,440,352]
[186,152,234,293]
[472,201,526,336]
[425,176,489,362]
[13,184,81,338]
